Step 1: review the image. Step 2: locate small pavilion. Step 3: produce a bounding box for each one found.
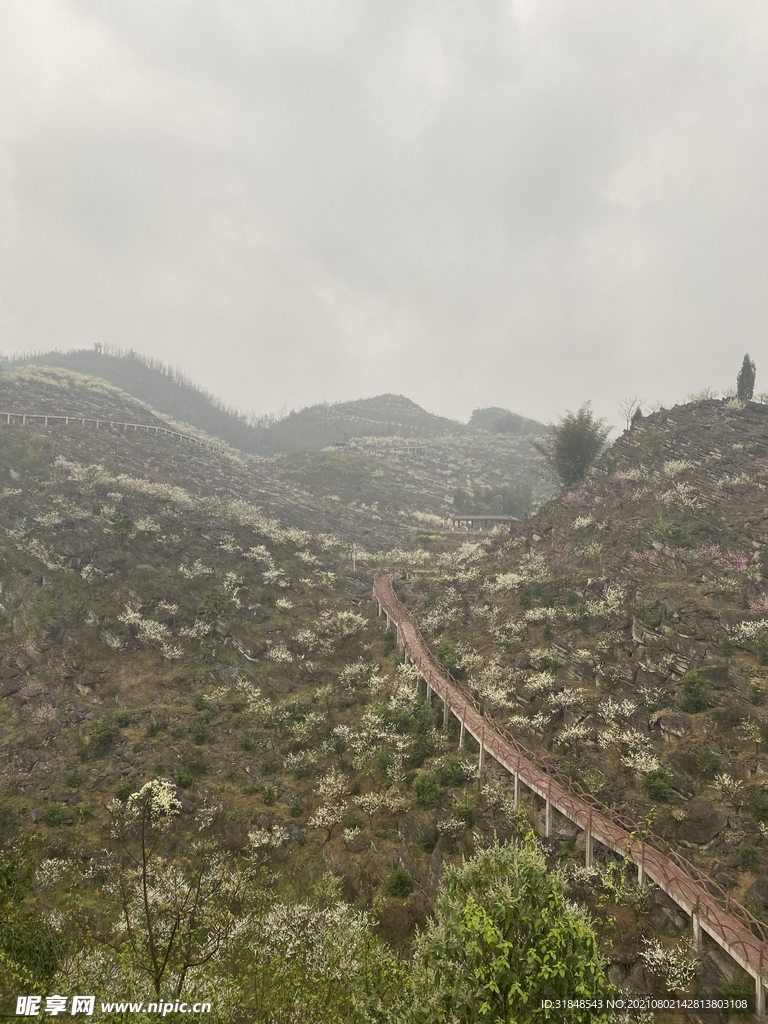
[449,513,517,532]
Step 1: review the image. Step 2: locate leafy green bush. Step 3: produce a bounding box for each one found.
[405,838,612,1022]
[76,805,93,823]
[145,718,167,739]
[261,786,276,806]
[417,826,439,853]
[721,976,755,1018]
[757,632,768,666]
[384,868,413,897]
[65,772,83,789]
[115,782,133,802]
[439,757,466,787]
[175,767,192,789]
[41,806,64,826]
[680,671,710,713]
[642,769,672,801]
[289,800,304,818]
[452,796,475,827]
[748,787,768,822]
[239,736,254,751]
[87,719,119,756]
[694,747,722,779]
[116,711,132,728]
[413,771,440,807]
[261,757,278,775]
[740,844,760,870]
[719,635,735,656]
[191,722,209,745]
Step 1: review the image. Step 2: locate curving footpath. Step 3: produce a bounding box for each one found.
[374,571,768,1015]
[0,411,277,462]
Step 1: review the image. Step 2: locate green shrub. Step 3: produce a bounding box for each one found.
[87,719,119,756]
[452,796,475,827]
[642,769,672,801]
[144,718,166,739]
[740,844,760,870]
[407,738,430,769]
[76,805,93,823]
[413,771,440,807]
[721,976,755,1017]
[417,826,439,853]
[41,806,64,827]
[115,712,132,728]
[115,782,133,802]
[65,772,83,789]
[758,632,768,666]
[261,757,278,775]
[193,695,206,711]
[242,785,259,796]
[752,685,767,706]
[680,671,710,713]
[719,635,735,656]
[289,800,304,818]
[262,786,276,806]
[439,757,466,787]
[191,722,209,745]
[343,816,363,831]
[435,641,464,679]
[230,700,246,713]
[748,787,768,822]
[384,868,413,897]
[239,736,254,751]
[694,747,722,780]
[175,767,192,789]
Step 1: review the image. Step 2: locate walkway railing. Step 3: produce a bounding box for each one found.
[0,412,276,462]
[374,571,768,1011]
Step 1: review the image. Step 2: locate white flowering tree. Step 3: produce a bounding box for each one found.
[69,782,254,1000]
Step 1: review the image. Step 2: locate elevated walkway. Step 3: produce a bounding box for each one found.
[374,571,768,1013]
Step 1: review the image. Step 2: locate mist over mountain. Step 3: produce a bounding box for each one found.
[6,348,545,454]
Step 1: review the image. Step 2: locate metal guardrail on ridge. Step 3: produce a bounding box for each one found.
[0,412,277,462]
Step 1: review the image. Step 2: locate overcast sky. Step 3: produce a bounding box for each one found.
[2,1,767,429]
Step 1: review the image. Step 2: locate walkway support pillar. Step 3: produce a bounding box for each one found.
[513,771,520,808]
[692,913,703,953]
[443,696,449,728]
[459,717,466,750]
[545,781,553,838]
[479,728,485,772]
[756,976,765,1020]
[585,829,593,868]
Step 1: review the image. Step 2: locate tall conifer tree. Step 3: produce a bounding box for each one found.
[737,353,756,401]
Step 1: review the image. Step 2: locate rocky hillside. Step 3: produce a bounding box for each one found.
[4,380,762,1017]
[403,398,768,901]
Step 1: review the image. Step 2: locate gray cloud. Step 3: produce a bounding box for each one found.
[2,0,768,428]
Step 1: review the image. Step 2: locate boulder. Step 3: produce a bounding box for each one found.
[658,714,690,739]
[746,873,768,912]
[677,805,727,845]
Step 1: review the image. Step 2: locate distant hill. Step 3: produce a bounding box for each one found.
[469,406,547,435]
[266,393,466,453]
[5,348,545,453]
[5,347,273,453]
